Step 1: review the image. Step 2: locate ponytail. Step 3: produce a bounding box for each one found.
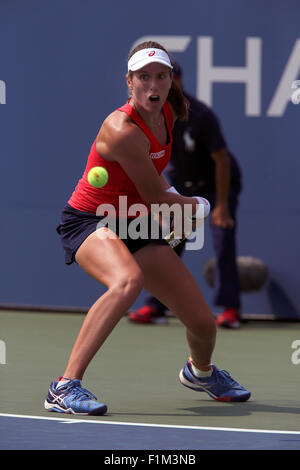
[167,78,189,121]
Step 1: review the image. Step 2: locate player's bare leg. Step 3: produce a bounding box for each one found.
[133,243,216,370]
[63,229,144,380]
[134,243,251,402]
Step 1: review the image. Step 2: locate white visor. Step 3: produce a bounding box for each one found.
[128,48,173,72]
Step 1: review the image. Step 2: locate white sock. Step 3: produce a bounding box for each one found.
[56,377,71,389]
[190,361,212,378]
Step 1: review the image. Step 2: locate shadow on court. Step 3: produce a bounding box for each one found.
[111,402,300,419]
[182,402,300,417]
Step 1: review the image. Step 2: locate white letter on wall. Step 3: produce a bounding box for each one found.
[267,39,300,117]
[197,37,262,116]
[0,80,6,104]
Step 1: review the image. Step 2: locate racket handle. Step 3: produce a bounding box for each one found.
[169,236,186,248]
[165,230,189,248]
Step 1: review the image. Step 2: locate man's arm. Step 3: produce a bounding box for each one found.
[210,147,235,228]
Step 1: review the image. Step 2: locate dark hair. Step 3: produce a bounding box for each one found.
[128,41,189,120]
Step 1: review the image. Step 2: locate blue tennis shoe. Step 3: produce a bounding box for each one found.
[179,360,251,402]
[44,378,107,415]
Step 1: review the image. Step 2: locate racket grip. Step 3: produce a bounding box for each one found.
[165,230,189,248]
[169,235,186,248]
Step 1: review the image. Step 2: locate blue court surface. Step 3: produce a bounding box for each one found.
[1,413,300,451]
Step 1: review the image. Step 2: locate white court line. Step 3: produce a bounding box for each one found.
[0,412,300,435]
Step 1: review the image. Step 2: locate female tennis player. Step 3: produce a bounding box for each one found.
[44,41,250,415]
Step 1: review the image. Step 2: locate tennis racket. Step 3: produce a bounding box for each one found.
[165,215,207,248]
[163,196,210,248]
[164,227,193,248]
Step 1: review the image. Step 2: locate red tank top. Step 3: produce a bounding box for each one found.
[68,101,173,215]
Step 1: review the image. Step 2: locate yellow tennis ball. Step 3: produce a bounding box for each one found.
[87,166,108,188]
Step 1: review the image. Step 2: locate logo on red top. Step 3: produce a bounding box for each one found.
[148,51,155,56]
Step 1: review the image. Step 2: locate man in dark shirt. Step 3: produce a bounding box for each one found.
[129,63,242,328]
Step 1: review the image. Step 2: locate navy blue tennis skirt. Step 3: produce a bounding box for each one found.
[56,204,168,265]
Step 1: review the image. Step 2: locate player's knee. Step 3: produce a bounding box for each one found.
[113,269,144,298]
[126,270,144,296]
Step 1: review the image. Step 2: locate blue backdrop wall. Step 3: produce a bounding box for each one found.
[1,0,299,316]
